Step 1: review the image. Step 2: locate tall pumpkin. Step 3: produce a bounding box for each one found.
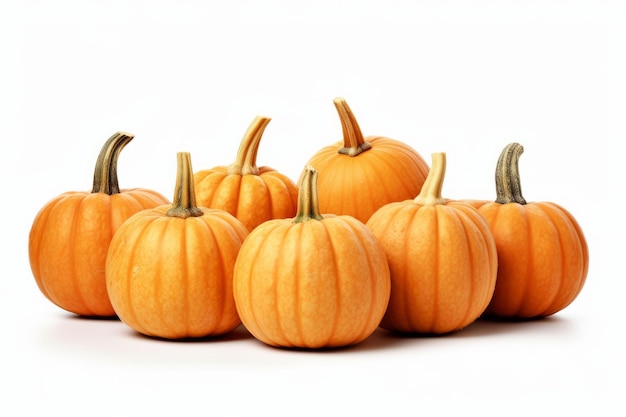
[233,165,391,349]
[193,116,299,231]
[28,132,170,317]
[366,152,498,334]
[106,152,249,339]
[478,143,589,318]
[304,97,429,224]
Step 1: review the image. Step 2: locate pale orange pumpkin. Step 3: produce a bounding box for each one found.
[193,116,299,231]
[304,97,429,224]
[105,152,249,339]
[477,143,589,318]
[366,152,498,334]
[28,132,170,317]
[232,165,391,349]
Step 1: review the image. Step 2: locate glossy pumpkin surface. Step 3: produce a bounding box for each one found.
[304,97,429,224]
[477,143,589,318]
[233,165,391,349]
[367,152,498,334]
[193,116,298,231]
[106,152,249,339]
[28,132,170,317]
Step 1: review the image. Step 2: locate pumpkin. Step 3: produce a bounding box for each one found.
[193,116,299,231]
[232,165,391,349]
[28,132,170,317]
[304,97,429,224]
[105,152,249,339]
[477,143,589,319]
[366,152,498,334]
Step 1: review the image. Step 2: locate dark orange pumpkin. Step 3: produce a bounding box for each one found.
[28,132,170,317]
[193,116,299,231]
[106,152,249,339]
[478,143,589,318]
[305,97,430,224]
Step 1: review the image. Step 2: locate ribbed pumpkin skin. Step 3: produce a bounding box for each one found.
[29,189,169,317]
[308,136,429,224]
[367,201,498,334]
[478,201,589,318]
[106,206,248,339]
[193,167,298,231]
[233,215,391,349]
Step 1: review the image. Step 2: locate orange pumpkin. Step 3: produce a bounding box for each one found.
[232,165,391,349]
[366,152,498,334]
[193,116,299,231]
[477,143,589,319]
[304,97,429,224]
[28,132,170,317]
[105,152,249,339]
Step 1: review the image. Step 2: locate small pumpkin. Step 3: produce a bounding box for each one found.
[28,132,170,317]
[232,165,391,349]
[477,143,589,319]
[105,152,249,339]
[304,97,430,224]
[193,116,299,231]
[366,152,498,334]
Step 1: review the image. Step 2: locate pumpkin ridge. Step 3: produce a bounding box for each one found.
[117,215,155,335]
[453,208,477,331]
[403,205,423,332]
[518,207,533,317]
[431,206,441,333]
[342,218,379,344]
[200,216,229,333]
[319,219,344,346]
[70,196,90,314]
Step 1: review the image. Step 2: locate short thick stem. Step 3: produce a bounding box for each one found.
[413,152,446,205]
[293,165,323,223]
[495,142,527,204]
[334,97,372,157]
[227,116,271,176]
[166,152,204,218]
[91,131,134,195]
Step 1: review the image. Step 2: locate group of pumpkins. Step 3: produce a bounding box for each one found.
[28,97,589,349]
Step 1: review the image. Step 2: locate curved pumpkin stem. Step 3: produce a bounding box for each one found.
[227,116,271,176]
[167,152,204,218]
[294,165,323,223]
[91,131,134,195]
[495,142,527,205]
[413,152,446,206]
[334,97,372,157]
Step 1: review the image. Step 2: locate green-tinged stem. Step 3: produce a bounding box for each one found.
[495,142,527,205]
[91,131,134,195]
[413,152,446,205]
[166,152,204,218]
[227,116,271,176]
[334,97,372,157]
[294,165,323,223]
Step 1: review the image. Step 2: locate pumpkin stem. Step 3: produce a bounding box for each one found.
[293,165,324,223]
[227,116,272,176]
[91,131,134,195]
[413,152,447,206]
[166,152,205,218]
[495,142,527,204]
[334,97,372,157]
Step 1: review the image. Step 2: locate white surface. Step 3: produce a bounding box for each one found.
[2,1,624,416]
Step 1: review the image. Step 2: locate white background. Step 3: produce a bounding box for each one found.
[2,1,624,415]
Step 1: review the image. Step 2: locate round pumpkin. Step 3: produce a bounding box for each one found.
[366,152,498,334]
[193,116,299,231]
[304,97,430,224]
[233,165,391,349]
[28,132,170,317]
[105,152,249,339]
[477,143,589,319]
